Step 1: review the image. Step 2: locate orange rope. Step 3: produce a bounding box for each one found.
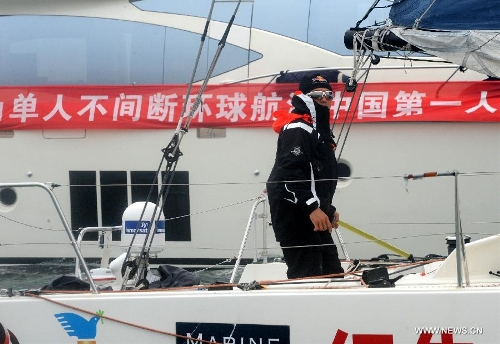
[22,259,448,343]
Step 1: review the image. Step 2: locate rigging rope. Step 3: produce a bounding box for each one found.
[332,29,376,161]
[354,0,384,29]
[121,0,244,291]
[336,63,372,161]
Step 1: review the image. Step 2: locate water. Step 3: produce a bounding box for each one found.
[0,261,241,290]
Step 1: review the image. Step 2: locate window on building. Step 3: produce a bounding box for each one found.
[69,170,191,242]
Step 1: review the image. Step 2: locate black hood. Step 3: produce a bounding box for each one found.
[291,94,332,140]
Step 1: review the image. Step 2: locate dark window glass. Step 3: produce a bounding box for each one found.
[162,171,191,241]
[100,171,128,241]
[131,171,159,204]
[69,170,191,243]
[69,171,98,239]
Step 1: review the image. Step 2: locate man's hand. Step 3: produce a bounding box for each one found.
[310,208,332,232]
[332,211,340,230]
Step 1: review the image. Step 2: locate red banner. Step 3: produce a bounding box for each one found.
[1,81,499,130]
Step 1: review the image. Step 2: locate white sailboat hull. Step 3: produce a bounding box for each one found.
[1,287,499,343]
[0,0,499,283]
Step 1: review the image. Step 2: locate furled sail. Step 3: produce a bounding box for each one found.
[346,0,500,78]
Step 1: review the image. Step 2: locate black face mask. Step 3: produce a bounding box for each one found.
[291,95,331,136]
[314,101,331,135]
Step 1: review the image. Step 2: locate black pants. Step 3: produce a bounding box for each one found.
[280,230,344,279]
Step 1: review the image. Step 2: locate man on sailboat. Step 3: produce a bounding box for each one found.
[267,74,344,279]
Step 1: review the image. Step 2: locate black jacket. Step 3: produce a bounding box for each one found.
[266,94,338,242]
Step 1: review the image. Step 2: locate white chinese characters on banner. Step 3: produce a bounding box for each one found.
[394,90,426,117]
[43,94,72,121]
[77,95,108,121]
[358,92,389,119]
[10,93,39,123]
[1,82,500,129]
[147,93,179,122]
[113,93,142,122]
[466,91,497,113]
[250,92,282,121]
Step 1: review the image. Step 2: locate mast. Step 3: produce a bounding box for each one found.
[120,0,244,290]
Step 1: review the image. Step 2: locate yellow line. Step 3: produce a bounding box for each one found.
[338,220,412,259]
